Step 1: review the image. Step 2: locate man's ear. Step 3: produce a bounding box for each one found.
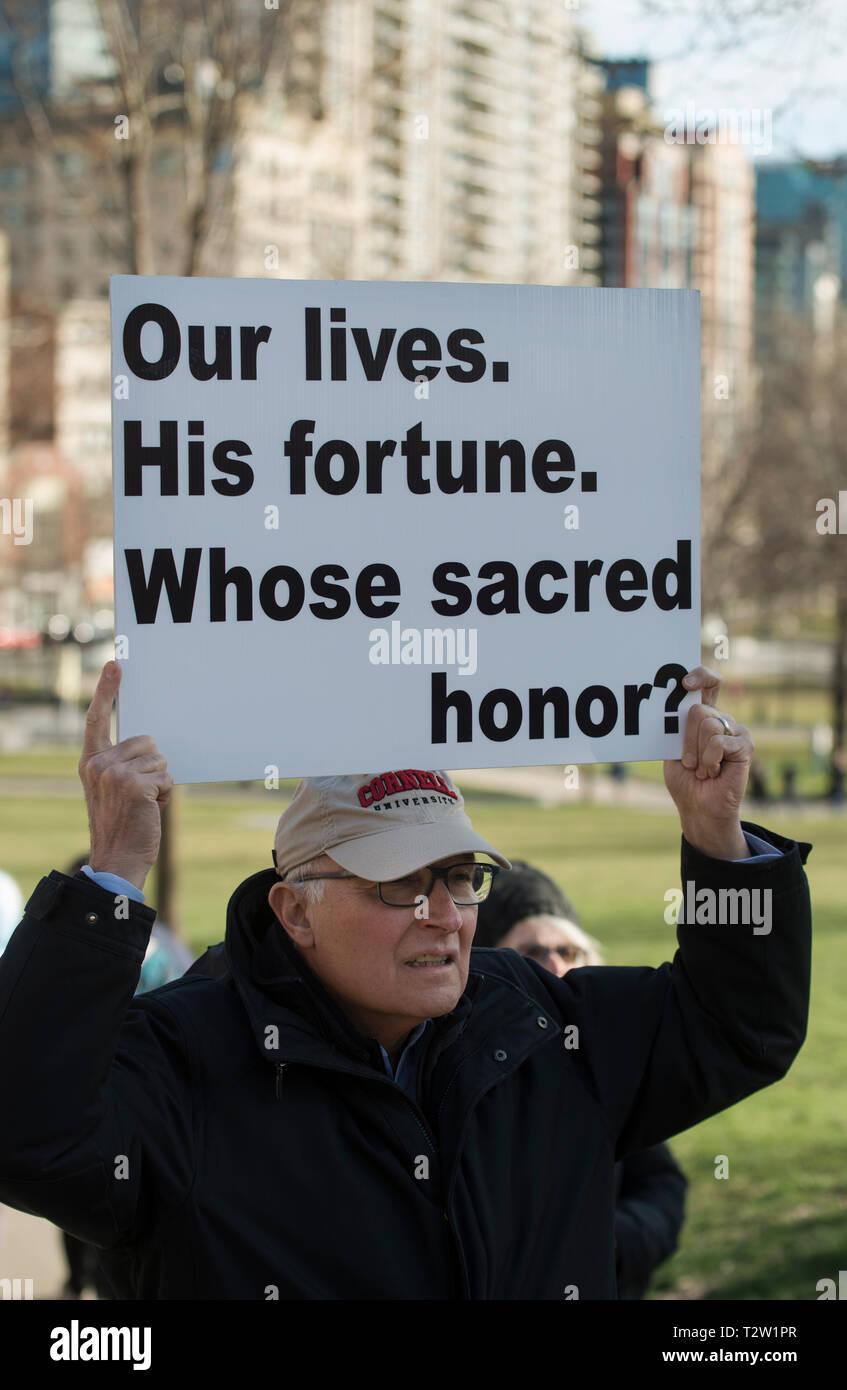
[268,881,315,951]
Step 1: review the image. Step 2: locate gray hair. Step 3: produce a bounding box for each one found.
[549,917,605,966]
[280,856,330,906]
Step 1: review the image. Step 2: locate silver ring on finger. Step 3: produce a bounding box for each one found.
[715,714,733,735]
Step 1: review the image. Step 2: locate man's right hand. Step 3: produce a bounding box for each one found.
[77,661,174,893]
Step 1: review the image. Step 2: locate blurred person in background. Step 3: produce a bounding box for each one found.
[0,868,24,1262]
[58,853,195,1299]
[0,869,23,958]
[475,859,687,1300]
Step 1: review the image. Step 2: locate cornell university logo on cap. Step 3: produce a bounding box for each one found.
[273,770,510,882]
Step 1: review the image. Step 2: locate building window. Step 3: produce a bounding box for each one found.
[56,151,84,179]
[153,147,178,176]
[309,218,353,278]
[0,163,24,188]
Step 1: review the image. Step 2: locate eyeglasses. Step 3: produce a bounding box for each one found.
[521,943,587,966]
[289,862,501,907]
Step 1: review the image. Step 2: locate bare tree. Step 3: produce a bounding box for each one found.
[90,1,283,275]
[710,303,847,789]
[637,0,847,162]
[7,291,55,441]
[27,1,289,274]
[0,0,319,927]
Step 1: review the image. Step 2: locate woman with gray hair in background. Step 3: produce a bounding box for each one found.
[474,859,688,1300]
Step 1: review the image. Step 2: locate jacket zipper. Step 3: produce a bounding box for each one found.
[268,1055,474,1295]
[272,1056,437,1151]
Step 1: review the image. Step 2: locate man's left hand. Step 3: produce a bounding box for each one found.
[663,666,754,860]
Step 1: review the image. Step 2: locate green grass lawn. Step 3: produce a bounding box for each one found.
[0,766,843,1301]
[626,744,830,800]
[0,749,83,779]
[469,797,847,1301]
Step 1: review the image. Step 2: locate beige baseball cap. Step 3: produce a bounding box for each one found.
[273,769,511,881]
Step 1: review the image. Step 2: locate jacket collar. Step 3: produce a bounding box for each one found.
[218,867,475,1078]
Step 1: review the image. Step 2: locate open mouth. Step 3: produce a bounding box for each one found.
[404,954,455,969]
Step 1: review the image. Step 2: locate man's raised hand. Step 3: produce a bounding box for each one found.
[77,661,174,892]
[663,665,754,860]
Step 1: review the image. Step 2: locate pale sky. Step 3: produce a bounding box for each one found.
[580,0,847,162]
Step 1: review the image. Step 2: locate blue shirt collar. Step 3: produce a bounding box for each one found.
[378,1018,432,1095]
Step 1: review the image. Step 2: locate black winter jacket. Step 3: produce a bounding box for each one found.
[614,1143,687,1299]
[0,821,811,1299]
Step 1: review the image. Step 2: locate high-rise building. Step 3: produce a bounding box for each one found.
[690,140,756,497]
[755,159,847,358]
[0,0,114,112]
[0,1,51,114]
[592,59,755,519]
[0,0,605,632]
[229,0,601,287]
[0,228,9,473]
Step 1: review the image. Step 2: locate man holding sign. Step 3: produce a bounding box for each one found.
[0,660,810,1299]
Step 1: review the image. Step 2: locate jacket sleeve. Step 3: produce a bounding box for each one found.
[614,1143,687,1299]
[0,871,196,1249]
[529,821,812,1158]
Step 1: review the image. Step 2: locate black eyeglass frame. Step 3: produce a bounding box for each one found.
[286,862,501,907]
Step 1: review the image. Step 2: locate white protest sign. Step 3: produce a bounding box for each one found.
[110,276,700,784]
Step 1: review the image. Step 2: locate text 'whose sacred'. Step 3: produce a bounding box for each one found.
[122,544,692,624]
